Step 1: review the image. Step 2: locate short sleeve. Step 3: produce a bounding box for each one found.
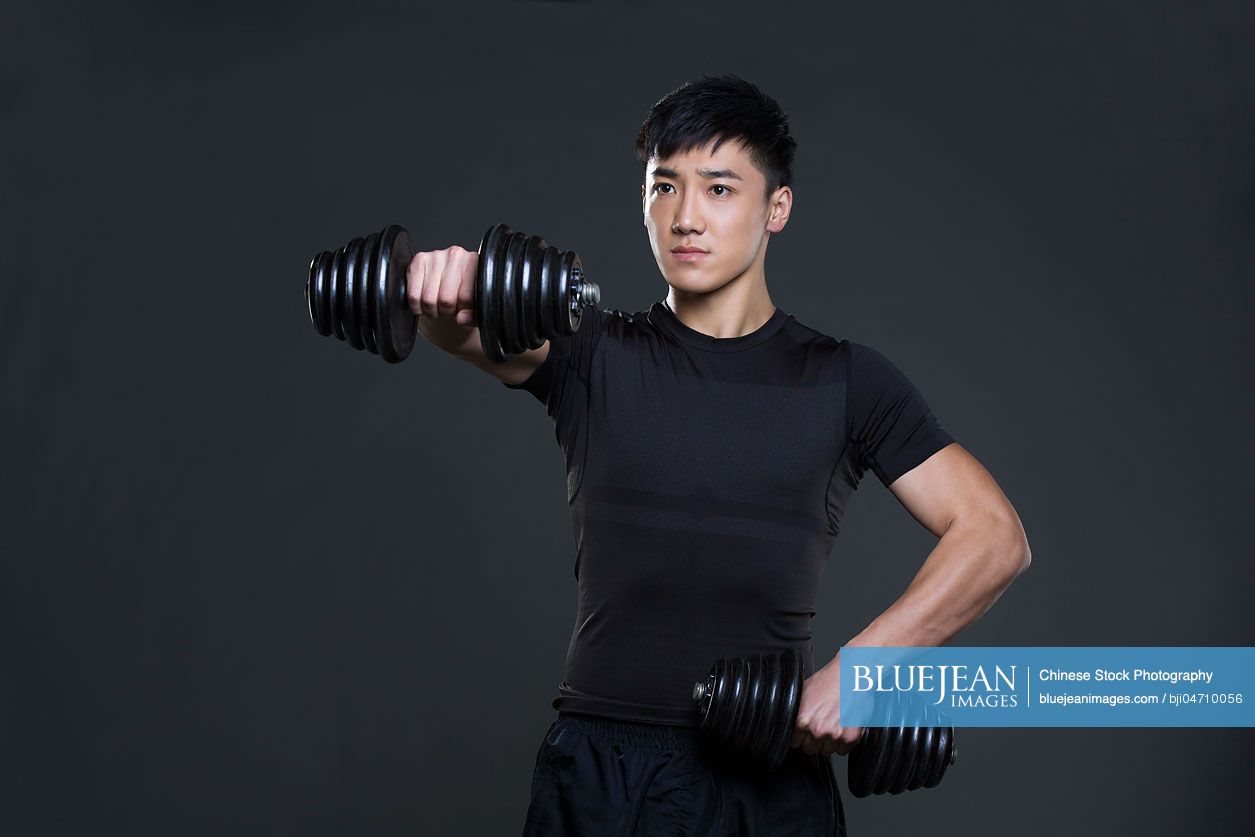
[502,306,610,424]
[846,341,954,487]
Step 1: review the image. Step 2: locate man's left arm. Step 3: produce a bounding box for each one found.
[793,442,1032,756]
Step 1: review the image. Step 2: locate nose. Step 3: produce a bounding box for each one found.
[672,188,704,235]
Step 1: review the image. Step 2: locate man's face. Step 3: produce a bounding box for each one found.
[641,138,789,296]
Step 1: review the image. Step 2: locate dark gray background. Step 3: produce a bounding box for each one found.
[3,0,1252,834]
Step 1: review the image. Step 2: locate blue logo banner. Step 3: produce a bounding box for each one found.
[838,647,1254,727]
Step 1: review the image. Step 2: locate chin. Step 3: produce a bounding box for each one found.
[664,273,726,296]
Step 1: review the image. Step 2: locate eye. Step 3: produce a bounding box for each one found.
[651,183,732,196]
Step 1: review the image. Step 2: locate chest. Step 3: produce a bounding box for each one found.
[590,351,847,510]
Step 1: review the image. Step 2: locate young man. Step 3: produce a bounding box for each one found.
[411,74,1031,836]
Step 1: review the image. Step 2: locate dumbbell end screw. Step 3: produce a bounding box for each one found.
[580,282,601,306]
[570,267,600,308]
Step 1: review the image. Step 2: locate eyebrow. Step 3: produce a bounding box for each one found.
[651,166,744,181]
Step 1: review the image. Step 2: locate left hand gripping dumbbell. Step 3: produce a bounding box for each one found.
[691,648,957,797]
[305,223,601,363]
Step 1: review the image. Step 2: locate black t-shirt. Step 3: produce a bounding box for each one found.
[503,300,954,726]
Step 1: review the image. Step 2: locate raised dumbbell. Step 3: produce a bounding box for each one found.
[305,223,601,363]
[690,648,957,796]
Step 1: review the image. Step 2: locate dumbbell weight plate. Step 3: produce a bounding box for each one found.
[850,688,898,798]
[499,228,528,359]
[329,240,348,342]
[338,245,364,351]
[867,706,901,795]
[370,225,416,364]
[914,700,942,790]
[347,237,378,355]
[848,687,958,797]
[927,723,954,788]
[341,237,366,351]
[766,650,801,771]
[885,720,923,795]
[847,724,881,798]
[692,648,802,774]
[476,224,505,363]
[746,652,788,771]
[354,230,378,357]
[475,223,591,363]
[518,231,545,348]
[921,692,956,789]
[537,238,557,338]
[723,656,754,747]
[706,658,734,725]
[871,724,900,796]
[908,723,938,790]
[740,656,773,771]
[477,223,556,363]
[307,251,332,337]
[874,691,910,795]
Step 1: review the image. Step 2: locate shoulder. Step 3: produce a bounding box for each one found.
[578,306,643,327]
[845,340,890,367]
[845,340,936,401]
[778,312,849,359]
[589,305,669,341]
[564,305,636,339]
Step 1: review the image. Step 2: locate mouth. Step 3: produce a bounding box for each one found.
[670,246,709,263]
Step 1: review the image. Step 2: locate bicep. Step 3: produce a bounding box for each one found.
[887,443,1021,540]
[475,340,550,386]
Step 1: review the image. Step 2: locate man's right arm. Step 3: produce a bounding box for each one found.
[407,243,550,386]
[417,315,550,386]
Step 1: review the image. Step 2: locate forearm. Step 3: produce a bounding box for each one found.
[839,513,1031,655]
[417,314,481,358]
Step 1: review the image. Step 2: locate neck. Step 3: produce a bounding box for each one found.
[665,274,775,339]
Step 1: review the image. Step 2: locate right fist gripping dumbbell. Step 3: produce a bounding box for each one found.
[305,223,602,363]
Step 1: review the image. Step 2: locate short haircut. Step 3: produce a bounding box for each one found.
[633,74,798,202]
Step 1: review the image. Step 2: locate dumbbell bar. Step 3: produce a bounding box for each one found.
[691,648,956,797]
[305,223,601,363]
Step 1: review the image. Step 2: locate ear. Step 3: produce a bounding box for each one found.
[766,186,792,233]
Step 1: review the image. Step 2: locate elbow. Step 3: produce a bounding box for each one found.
[956,508,1031,579]
[1014,539,1032,575]
[990,514,1031,578]
[1005,528,1031,577]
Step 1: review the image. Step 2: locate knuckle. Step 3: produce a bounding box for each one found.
[405,256,423,300]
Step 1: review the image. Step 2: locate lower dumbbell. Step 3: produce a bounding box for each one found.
[690,648,957,796]
[691,648,803,774]
[305,223,601,363]
[846,686,956,798]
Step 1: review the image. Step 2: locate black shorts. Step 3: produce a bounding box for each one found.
[522,711,846,836]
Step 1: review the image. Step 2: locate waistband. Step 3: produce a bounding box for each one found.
[557,711,704,751]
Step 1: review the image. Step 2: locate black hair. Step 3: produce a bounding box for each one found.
[633,74,797,202]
